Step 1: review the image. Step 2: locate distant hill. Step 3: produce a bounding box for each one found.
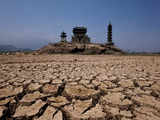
[0,45,32,52]
[0,45,18,51]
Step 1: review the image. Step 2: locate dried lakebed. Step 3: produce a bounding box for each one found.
[0,55,160,120]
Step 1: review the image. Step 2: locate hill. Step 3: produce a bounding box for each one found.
[37,42,124,55]
[0,45,32,52]
[0,45,18,52]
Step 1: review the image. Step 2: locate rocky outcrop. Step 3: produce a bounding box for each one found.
[37,42,124,54]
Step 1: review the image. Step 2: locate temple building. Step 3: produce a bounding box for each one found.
[71,27,90,44]
[39,22,123,54]
[59,23,115,45]
[60,31,67,43]
[107,22,114,45]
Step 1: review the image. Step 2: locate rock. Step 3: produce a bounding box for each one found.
[63,100,105,119]
[48,96,69,107]
[53,111,63,120]
[119,80,134,88]
[42,84,59,95]
[39,79,50,84]
[137,80,153,87]
[34,106,56,120]
[108,87,124,92]
[0,97,14,105]
[133,87,151,95]
[20,91,45,103]
[121,118,132,120]
[52,79,63,84]
[65,85,99,99]
[0,106,6,118]
[151,82,160,91]
[38,43,123,54]
[0,86,23,98]
[101,81,117,88]
[133,95,160,109]
[64,99,91,116]
[102,105,120,116]
[14,100,45,117]
[101,92,125,105]
[134,106,160,120]
[120,99,132,106]
[120,110,132,117]
[28,83,42,91]
[150,90,159,98]
[83,104,106,119]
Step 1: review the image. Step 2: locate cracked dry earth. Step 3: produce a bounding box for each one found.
[0,55,160,120]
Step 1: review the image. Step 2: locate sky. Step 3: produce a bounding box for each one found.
[0,0,160,52]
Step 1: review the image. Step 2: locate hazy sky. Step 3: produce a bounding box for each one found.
[0,0,160,51]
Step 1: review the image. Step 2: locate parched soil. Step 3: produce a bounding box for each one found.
[0,54,160,120]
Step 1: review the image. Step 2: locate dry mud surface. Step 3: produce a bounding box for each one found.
[0,54,160,120]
